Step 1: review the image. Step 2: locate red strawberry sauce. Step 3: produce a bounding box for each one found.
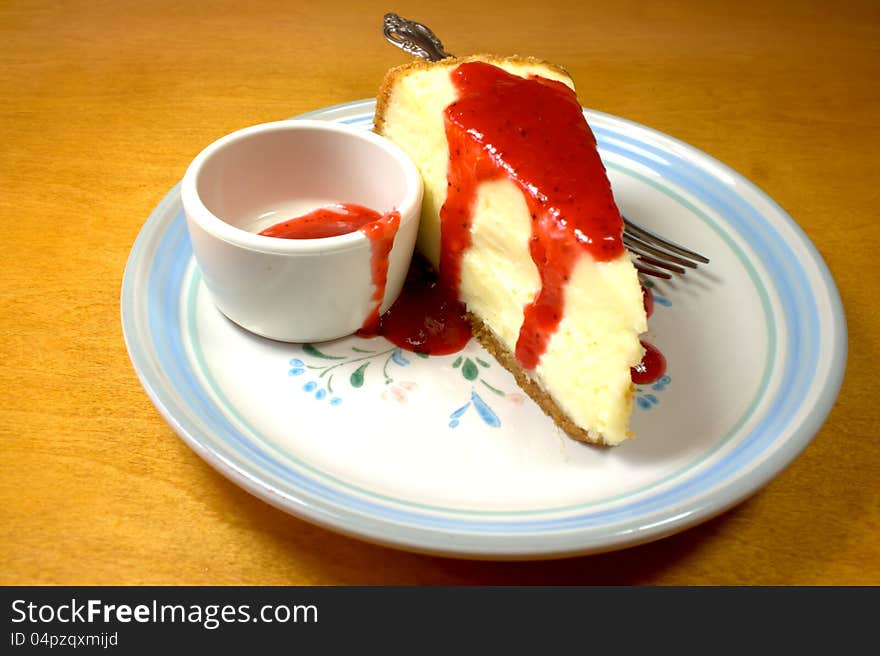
[441,61,626,370]
[259,202,400,332]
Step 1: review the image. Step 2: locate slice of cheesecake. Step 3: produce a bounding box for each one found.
[374,55,647,446]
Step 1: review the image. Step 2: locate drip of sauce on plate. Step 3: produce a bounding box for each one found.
[260,202,400,332]
[357,254,471,355]
[631,340,666,385]
[631,284,665,384]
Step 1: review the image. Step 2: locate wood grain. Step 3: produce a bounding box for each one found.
[1,0,877,585]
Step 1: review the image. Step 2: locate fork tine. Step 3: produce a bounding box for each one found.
[634,261,673,279]
[630,252,687,275]
[623,216,710,264]
[623,234,694,270]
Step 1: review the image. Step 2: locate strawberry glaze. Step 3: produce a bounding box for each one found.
[441,61,625,370]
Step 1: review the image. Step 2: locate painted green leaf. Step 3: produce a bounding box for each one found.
[303,344,346,360]
[476,358,490,368]
[462,358,479,381]
[415,352,429,359]
[452,356,463,368]
[350,363,369,387]
[481,379,505,396]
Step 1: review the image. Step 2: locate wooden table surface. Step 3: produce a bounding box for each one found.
[2,0,877,585]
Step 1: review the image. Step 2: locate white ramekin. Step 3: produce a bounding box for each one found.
[181,119,423,342]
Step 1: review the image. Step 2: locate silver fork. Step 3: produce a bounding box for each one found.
[382,13,710,279]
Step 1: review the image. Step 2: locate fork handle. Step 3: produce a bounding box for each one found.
[383,13,453,62]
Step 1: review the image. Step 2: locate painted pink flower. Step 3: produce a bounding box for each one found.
[382,381,418,403]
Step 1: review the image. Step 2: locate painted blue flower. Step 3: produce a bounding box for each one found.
[390,348,410,367]
[636,394,657,410]
[295,379,337,404]
[449,400,471,428]
[652,375,671,392]
[471,391,501,427]
[448,391,501,428]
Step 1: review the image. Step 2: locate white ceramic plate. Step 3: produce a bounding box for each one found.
[121,100,846,559]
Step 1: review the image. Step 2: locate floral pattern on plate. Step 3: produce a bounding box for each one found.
[285,276,674,427]
[288,341,513,429]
